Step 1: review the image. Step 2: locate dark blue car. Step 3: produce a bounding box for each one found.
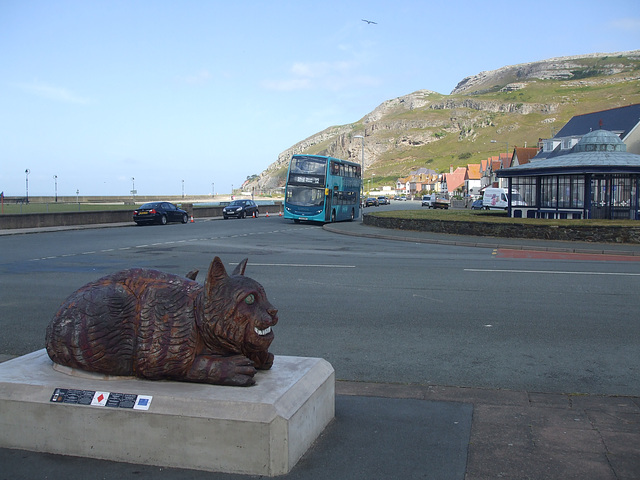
[471,198,484,210]
[222,199,259,219]
[133,202,189,225]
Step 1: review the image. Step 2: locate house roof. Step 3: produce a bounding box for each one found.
[512,147,539,167]
[467,164,481,180]
[555,103,640,139]
[489,156,502,171]
[445,167,467,192]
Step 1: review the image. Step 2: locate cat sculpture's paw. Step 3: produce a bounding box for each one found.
[249,350,274,370]
[187,354,257,386]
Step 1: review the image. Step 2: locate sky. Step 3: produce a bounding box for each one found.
[1,0,639,198]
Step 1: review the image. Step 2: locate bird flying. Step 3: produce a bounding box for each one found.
[362,19,377,24]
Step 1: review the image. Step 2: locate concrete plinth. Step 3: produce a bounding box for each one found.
[0,350,335,476]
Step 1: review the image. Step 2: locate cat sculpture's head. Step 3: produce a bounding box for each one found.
[201,257,278,364]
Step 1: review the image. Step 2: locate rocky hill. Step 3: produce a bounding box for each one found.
[246,50,640,194]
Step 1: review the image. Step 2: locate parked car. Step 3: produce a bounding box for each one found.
[222,199,259,219]
[364,197,379,207]
[471,198,484,210]
[377,196,389,205]
[133,202,189,225]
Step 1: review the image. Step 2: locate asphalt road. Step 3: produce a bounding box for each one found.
[2,204,639,396]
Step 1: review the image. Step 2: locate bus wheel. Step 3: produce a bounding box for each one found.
[294,219,300,224]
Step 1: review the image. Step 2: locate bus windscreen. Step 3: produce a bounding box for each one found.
[286,185,325,207]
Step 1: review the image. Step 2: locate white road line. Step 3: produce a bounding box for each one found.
[464,268,640,276]
[237,263,355,268]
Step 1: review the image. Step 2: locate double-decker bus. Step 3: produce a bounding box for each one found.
[284,154,362,223]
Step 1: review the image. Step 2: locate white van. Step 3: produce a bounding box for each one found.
[421,194,436,207]
[482,188,525,210]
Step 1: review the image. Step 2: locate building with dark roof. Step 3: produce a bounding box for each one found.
[535,103,640,161]
[497,129,640,220]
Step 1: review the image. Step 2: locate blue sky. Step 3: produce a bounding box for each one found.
[1,0,639,197]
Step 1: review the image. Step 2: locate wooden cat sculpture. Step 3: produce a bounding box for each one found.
[45,257,278,386]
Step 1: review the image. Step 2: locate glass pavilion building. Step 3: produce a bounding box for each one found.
[496,130,640,220]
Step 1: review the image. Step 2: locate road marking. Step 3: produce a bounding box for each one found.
[495,248,640,262]
[236,263,356,268]
[465,268,640,276]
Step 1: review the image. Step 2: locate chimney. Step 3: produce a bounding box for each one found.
[450,164,453,173]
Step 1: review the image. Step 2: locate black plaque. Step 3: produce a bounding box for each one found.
[105,392,137,409]
[50,388,152,410]
[50,388,95,405]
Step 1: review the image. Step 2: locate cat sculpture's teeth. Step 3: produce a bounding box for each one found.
[254,326,272,336]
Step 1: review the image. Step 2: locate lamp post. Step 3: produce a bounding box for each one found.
[182,180,185,198]
[53,175,58,202]
[354,134,365,199]
[25,169,30,203]
[353,135,365,175]
[131,177,136,201]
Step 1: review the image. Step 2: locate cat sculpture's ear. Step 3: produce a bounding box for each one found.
[205,257,228,297]
[232,258,248,276]
[185,269,199,280]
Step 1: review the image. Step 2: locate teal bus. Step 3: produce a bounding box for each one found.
[284,154,362,223]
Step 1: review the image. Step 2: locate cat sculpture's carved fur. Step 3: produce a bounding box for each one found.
[45,257,278,386]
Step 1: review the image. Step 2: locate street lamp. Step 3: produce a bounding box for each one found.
[182,179,185,198]
[25,169,30,203]
[354,134,365,199]
[53,175,58,202]
[353,135,365,176]
[131,177,136,201]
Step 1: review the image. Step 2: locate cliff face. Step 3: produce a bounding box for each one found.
[247,50,640,194]
[451,51,640,94]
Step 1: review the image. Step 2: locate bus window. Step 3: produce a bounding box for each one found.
[291,157,326,175]
[286,185,325,207]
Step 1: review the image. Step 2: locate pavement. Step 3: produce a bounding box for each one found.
[1,218,640,479]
